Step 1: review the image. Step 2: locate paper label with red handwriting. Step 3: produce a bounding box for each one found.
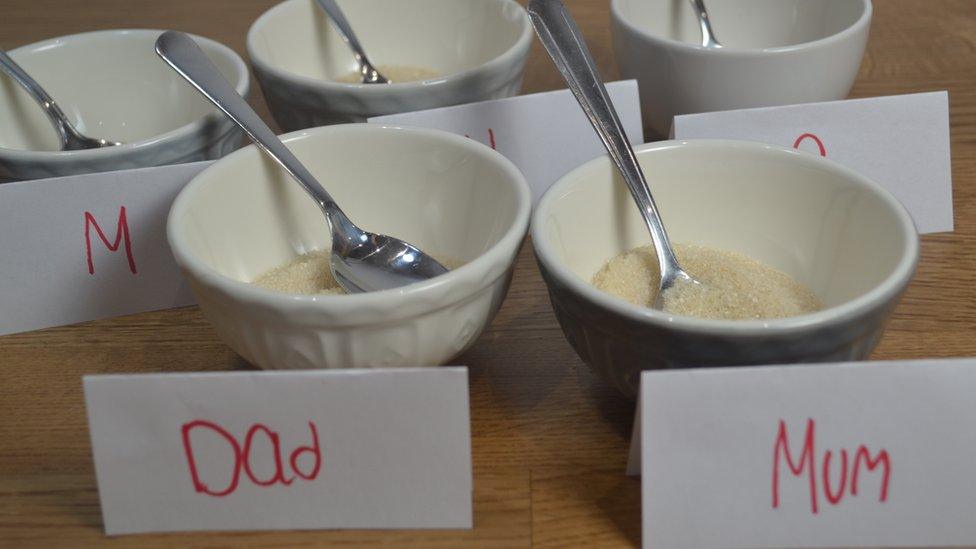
[84,367,472,535]
[629,358,976,548]
[0,162,210,336]
[369,80,643,207]
[672,91,953,234]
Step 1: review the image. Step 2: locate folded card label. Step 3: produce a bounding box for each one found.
[673,91,953,234]
[84,367,472,535]
[629,359,976,549]
[369,80,643,207]
[0,162,209,336]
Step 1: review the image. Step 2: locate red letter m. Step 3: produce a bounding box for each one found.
[84,206,137,275]
[772,418,819,514]
[852,445,891,502]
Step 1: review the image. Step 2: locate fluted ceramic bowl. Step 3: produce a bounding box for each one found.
[533,140,918,398]
[0,29,249,182]
[247,0,532,130]
[168,124,530,370]
[612,0,872,138]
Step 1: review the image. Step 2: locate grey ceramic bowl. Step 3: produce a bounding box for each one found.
[246,0,532,130]
[532,140,918,398]
[611,0,871,138]
[0,30,249,182]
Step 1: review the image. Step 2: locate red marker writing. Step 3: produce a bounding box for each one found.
[772,418,890,514]
[793,133,827,157]
[182,420,321,497]
[84,206,137,275]
[463,128,497,150]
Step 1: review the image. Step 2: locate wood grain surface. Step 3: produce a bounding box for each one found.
[2,1,974,546]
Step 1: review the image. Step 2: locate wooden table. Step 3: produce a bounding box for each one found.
[2,1,974,546]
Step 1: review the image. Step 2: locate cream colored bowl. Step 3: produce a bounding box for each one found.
[0,29,249,182]
[247,0,532,130]
[533,140,918,397]
[168,124,531,370]
[612,0,872,138]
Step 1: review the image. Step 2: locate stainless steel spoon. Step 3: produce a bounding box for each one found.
[527,0,701,309]
[314,0,389,84]
[689,0,723,49]
[0,48,122,150]
[155,31,447,293]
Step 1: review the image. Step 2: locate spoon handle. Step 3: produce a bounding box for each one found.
[314,0,387,83]
[0,48,73,149]
[154,31,348,224]
[688,0,723,49]
[526,0,682,282]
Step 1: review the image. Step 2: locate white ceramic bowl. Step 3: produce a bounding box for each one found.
[247,0,532,131]
[533,140,917,397]
[611,0,872,138]
[168,124,531,370]
[0,30,249,182]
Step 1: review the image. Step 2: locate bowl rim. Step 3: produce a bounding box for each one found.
[610,0,872,56]
[246,0,533,93]
[0,29,250,160]
[531,138,919,336]
[168,123,532,319]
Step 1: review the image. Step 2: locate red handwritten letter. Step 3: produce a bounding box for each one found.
[772,418,819,514]
[793,133,827,157]
[182,420,243,497]
[290,422,322,480]
[84,206,137,275]
[242,423,295,487]
[822,449,849,505]
[463,129,496,150]
[852,445,891,502]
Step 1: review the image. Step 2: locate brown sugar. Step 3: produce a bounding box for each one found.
[591,244,822,320]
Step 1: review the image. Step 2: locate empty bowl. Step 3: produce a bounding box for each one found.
[0,29,250,182]
[247,0,532,130]
[168,124,531,370]
[611,0,872,138]
[532,139,917,397]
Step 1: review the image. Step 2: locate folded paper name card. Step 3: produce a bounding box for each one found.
[369,80,643,207]
[84,367,472,535]
[673,91,953,234]
[0,162,211,336]
[629,359,976,549]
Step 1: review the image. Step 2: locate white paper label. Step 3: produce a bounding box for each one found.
[84,367,473,535]
[369,80,644,207]
[673,91,953,234]
[630,359,976,548]
[0,162,209,336]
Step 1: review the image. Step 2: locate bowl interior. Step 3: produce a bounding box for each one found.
[615,0,866,49]
[175,126,523,284]
[540,141,911,310]
[249,0,527,83]
[0,30,245,151]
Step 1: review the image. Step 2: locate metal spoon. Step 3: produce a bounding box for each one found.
[688,0,723,49]
[527,0,701,309]
[0,48,122,150]
[155,31,447,293]
[314,0,389,84]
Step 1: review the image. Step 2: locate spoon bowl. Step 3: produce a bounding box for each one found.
[155,30,447,293]
[331,232,455,293]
